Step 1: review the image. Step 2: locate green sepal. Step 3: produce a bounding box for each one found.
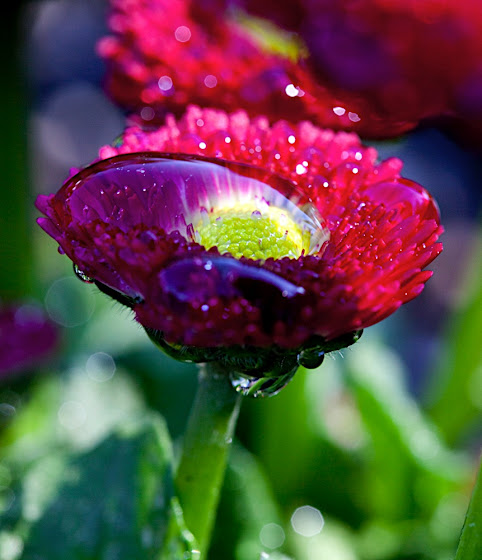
[145,327,363,379]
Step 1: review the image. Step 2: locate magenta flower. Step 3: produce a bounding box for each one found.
[238,0,482,137]
[35,107,442,392]
[0,304,58,379]
[96,0,419,138]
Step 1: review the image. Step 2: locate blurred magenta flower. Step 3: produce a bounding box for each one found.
[0,304,58,379]
[237,0,482,137]
[96,0,482,139]
[35,106,442,370]
[97,0,422,138]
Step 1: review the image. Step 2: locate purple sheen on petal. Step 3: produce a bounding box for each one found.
[158,255,308,333]
[364,179,440,221]
[55,153,308,238]
[160,255,305,304]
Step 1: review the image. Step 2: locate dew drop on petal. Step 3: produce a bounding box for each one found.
[285,83,299,97]
[158,75,173,91]
[73,263,94,283]
[174,25,191,42]
[333,106,346,116]
[204,74,217,88]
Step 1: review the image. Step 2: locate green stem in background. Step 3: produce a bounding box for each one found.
[455,456,482,560]
[175,363,242,558]
[0,2,33,300]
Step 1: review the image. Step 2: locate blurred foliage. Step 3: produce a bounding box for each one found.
[455,458,482,560]
[1,415,195,560]
[427,234,482,446]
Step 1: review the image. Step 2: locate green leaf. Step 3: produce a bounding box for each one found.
[427,234,482,445]
[455,457,482,560]
[344,336,469,522]
[4,414,196,560]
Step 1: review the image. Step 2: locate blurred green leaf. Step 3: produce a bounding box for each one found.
[427,234,482,445]
[243,362,365,528]
[455,457,482,560]
[289,517,358,560]
[118,347,197,440]
[0,4,33,301]
[1,414,196,560]
[344,337,469,526]
[0,364,145,458]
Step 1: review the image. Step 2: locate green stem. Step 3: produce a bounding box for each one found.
[175,362,242,558]
[455,456,482,560]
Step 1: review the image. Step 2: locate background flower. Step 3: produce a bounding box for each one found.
[237,0,482,143]
[0,303,58,379]
[97,0,417,137]
[97,0,482,141]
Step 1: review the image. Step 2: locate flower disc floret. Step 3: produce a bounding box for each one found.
[196,204,309,261]
[36,106,443,363]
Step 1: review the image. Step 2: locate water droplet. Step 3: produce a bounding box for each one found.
[174,25,191,42]
[158,75,173,91]
[204,74,217,88]
[230,368,296,398]
[298,348,325,369]
[285,83,299,97]
[73,263,94,283]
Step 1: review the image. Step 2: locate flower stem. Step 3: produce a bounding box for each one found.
[175,362,242,558]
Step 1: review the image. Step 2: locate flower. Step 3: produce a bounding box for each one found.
[35,107,442,393]
[96,0,417,138]
[0,304,58,379]
[237,0,482,138]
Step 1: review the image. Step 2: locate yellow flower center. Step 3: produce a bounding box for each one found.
[196,203,310,260]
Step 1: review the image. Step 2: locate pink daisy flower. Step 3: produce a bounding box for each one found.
[36,107,442,394]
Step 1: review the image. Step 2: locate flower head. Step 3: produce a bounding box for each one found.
[238,0,482,137]
[36,107,442,394]
[0,304,59,379]
[96,0,419,138]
